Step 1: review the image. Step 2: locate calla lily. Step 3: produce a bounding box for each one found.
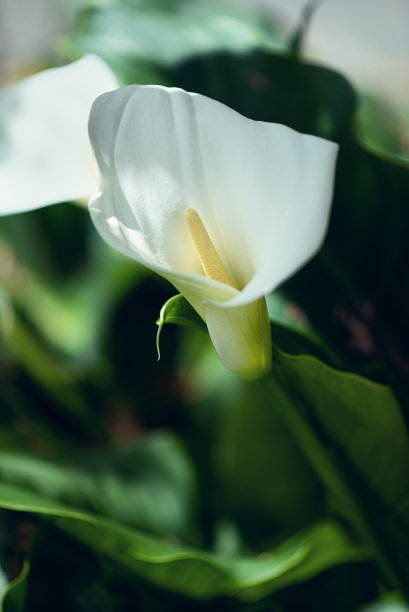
[88,85,338,380]
[0,55,119,215]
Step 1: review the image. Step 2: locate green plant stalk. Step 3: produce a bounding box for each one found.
[260,372,409,600]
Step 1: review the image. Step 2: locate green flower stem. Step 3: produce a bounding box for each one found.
[260,371,409,600]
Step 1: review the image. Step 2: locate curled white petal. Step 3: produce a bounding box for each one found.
[89,85,338,378]
[0,55,119,215]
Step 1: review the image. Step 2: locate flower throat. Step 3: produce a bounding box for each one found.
[185,208,234,288]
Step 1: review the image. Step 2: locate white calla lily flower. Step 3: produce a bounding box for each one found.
[88,85,338,380]
[0,55,119,215]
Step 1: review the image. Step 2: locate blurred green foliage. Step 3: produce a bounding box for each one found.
[1,0,409,610]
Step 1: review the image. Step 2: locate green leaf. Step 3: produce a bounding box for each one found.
[156,295,205,332]
[0,433,198,541]
[0,474,367,603]
[260,347,409,594]
[156,294,205,359]
[213,343,409,559]
[266,291,348,368]
[214,380,325,540]
[0,427,368,603]
[57,517,366,602]
[269,348,409,512]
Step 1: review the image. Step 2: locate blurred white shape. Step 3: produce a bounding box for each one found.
[0,0,64,82]
[0,55,119,215]
[0,563,8,601]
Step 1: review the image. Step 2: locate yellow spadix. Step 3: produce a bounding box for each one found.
[185,208,234,287]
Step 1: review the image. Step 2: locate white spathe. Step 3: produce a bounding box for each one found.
[0,55,119,215]
[89,85,338,379]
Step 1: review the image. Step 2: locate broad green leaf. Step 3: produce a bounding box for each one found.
[268,347,409,512]
[0,433,197,541]
[214,380,325,540]
[267,291,351,368]
[257,346,409,593]
[0,475,367,603]
[213,345,409,553]
[58,517,366,602]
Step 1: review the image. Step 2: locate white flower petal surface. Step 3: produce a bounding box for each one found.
[0,55,119,215]
[89,84,338,378]
[89,85,338,308]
